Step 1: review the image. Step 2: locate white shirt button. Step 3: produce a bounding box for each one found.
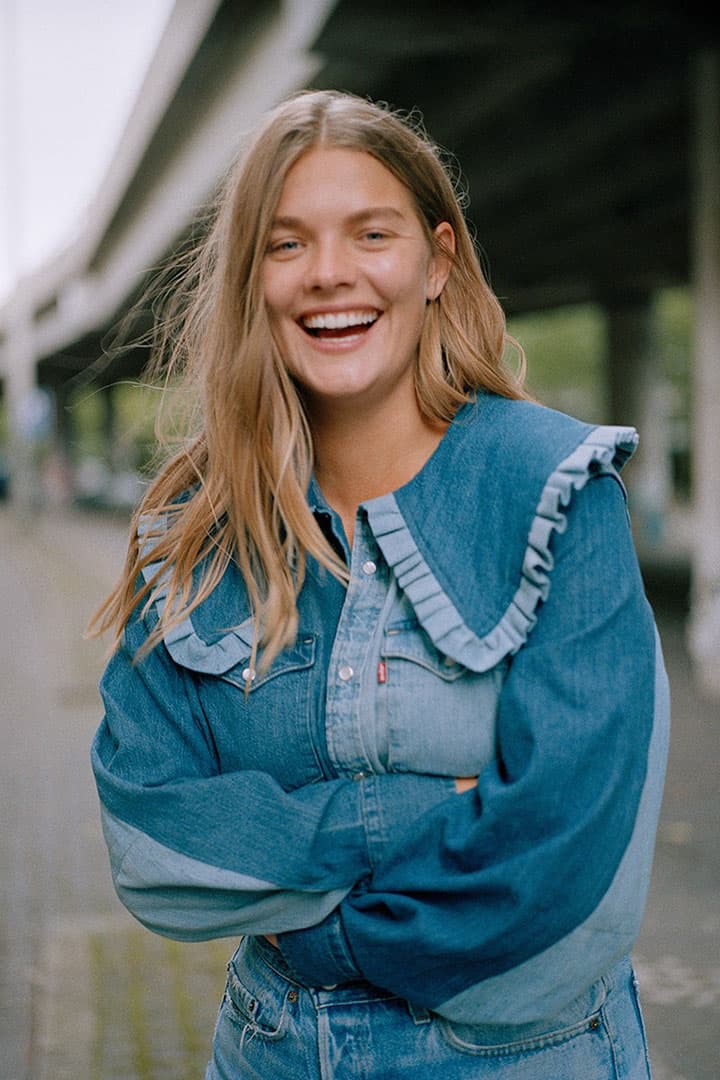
[242,666,256,682]
[338,664,354,682]
[362,560,377,576]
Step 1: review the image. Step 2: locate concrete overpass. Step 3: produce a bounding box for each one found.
[1,0,719,695]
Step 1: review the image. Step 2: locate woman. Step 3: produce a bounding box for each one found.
[91,90,669,1078]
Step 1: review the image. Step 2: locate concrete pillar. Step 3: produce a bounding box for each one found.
[687,51,720,699]
[100,382,118,471]
[3,300,43,516]
[44,381,77,506]
[605,293,673,553]
[606,292,653,427]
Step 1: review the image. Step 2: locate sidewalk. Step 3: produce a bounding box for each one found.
[0,507,234,1080]
[1,505,717,1079]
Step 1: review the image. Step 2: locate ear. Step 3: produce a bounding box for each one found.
[426,221,456,301]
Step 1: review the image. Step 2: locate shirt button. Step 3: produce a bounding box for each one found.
[353,771,367,781]
[242,666,256,682]
[338,664,354,682]
[362,560,377,576]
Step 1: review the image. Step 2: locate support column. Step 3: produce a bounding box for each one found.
[100,382,118,472]
[605,292,673,554]
[687,51,720,699]
[3,299,43,517]
[99,381,123,508]
[44,381,77,506]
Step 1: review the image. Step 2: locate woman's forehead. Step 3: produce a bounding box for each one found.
[273,147,418,222]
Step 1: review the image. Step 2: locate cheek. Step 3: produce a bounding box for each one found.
[372,253,432,309]
[260,265,291,321]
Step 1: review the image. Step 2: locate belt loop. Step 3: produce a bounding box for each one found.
[407,1001,432,1025]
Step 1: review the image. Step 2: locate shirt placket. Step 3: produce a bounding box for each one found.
[324,513,389,779]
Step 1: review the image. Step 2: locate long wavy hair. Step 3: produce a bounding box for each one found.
[90,89,529,671]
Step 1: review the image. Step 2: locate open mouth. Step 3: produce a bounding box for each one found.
[299,309,381,339]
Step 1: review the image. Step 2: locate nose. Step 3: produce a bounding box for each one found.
[306,236,356,291]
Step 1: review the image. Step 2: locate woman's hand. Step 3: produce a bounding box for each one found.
[454,776,478,793]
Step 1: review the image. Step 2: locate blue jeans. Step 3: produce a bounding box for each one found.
[206,937,652,1079]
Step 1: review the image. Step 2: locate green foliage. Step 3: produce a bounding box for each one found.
[509,303,607,422]
[68,381,160,471]
[653,286,692,391]
[509,287,693,427]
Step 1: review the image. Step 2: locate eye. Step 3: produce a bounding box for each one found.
[268,237,302,255]
[363,230,387,242]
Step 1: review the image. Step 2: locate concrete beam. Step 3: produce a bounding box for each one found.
[1,0,339,370]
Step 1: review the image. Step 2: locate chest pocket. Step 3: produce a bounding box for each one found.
[379,618,506,779]
[179,626,323,790]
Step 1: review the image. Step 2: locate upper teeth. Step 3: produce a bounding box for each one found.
[302,310,379,330]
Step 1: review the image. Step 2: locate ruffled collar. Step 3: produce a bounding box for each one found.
[360,393,637,671]
[141,394,638,675]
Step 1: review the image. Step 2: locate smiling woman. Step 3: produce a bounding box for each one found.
[261,146,456,538]
[89,90,669,1080]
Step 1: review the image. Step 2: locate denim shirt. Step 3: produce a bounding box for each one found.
[92,393,669,1025]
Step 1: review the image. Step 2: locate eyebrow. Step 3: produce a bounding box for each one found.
[270,206,409,230]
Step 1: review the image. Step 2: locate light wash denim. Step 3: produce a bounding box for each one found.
[206,936,652,1079]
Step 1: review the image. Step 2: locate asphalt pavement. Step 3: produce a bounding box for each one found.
[0,505,717,1080]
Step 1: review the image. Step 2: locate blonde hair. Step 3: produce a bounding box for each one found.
[90,89,528,670]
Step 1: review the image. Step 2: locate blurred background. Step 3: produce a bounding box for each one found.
[0,2,718,1078]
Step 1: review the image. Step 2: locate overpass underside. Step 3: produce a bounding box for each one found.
[1,0,718,693]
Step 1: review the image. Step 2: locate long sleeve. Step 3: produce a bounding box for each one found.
[278,474,670,1022]
[92,605,454,941]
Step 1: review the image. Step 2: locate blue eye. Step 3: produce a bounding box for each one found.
[269,238,301,253]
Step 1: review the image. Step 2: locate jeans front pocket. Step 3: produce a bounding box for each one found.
[436,973,620,1079]
[220,945,289,1040]
[209,940,301,1080]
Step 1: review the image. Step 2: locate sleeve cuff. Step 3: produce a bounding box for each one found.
[278,908,360,987]
[279,772,456,986]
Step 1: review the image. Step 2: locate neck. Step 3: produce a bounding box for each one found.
[309,393,448,546]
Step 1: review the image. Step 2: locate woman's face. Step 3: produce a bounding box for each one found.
[261,146,453,416]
